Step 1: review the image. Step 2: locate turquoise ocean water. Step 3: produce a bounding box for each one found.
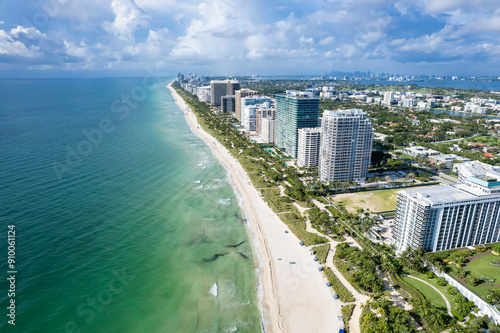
[0,78,261,332]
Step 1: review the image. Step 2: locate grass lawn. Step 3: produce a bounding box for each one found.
[402,275,448,311]
[405,271,457,312]
[280,213,325,246]
[248,173,272,188]
[312,243,330,263]
[465,254,500,299]
[314,196,329,205]
[261,188,296,213]
[332,188,403,213]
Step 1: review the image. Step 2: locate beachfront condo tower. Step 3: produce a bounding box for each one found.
[210,79,240,106]
[235,89,258,121]
[394,175,500,254]
[240,96,273,129]
[275,91,320,158]
[297,127,321,168]
[318,109,373,183]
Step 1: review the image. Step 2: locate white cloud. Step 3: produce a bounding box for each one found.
[64,40,94,61]
[169,0,254,62]
[122,28,170,60]
[423,0,500,15]
[103,0,150,42]
[319,36,335,45]
[0,21,4,25]
[0,29,41,58]
[299,36,314,46]
[10,26,46,39]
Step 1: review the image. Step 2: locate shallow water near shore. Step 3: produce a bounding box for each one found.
[0,78,261,332]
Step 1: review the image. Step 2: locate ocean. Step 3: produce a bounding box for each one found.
[0,78,261,332]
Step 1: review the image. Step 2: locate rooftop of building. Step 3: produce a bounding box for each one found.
[279,90,318,99]
[457,160,500,177]
[298,127,321,133]
[402,185,479,204]
[323,109,367,117]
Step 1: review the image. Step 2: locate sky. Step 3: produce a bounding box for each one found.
[1,0,500,78]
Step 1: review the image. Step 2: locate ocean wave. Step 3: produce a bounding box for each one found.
[218,198,231,205]
[209,283,218,297]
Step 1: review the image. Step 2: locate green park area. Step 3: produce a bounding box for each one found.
[464,253,500,299]
[402,272,456,312]
[332,188,402,213]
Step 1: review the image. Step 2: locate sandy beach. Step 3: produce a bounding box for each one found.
[168,83,340,333]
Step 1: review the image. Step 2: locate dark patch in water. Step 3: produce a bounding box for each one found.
[226,241,245,248]
[237,252,248,259]
[203,252,229,263]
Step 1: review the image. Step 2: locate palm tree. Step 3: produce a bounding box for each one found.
[398,247,413,273]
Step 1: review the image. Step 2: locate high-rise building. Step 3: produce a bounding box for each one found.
[384,91,394,105]
[297,128,321,168]
[210,79,240,106]
[235,89,257,121]
[275,91,320,158]
[221,95,235,113]
[196,86,211,103]
[240,96,273,127]
[227,80,240,95]
[394,177,500,254]
[318,109,373,183]
[261,118,275,143]
[242,105,257,131]
[255,102,275,135]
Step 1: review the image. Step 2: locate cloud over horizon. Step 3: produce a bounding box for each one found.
[0,0,499,76]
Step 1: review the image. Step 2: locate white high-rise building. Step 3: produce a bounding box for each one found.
[394,176,500,254]
[319,109,373,183]
[384,91,394,105]
[240,96,273,128]
[261,118,275,143]
[297,128,321,168]
[243,105,257,131]
[196,86,211,103]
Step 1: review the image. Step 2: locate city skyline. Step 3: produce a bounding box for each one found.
[1,0,500,78]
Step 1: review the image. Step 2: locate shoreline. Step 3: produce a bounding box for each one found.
[167,82,340,333]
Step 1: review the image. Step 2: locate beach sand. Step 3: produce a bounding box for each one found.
[168,83,340,333]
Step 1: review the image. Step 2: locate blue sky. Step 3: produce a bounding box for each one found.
[1,0,500,77]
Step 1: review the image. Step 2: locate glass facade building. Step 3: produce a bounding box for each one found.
[275,91,320,158]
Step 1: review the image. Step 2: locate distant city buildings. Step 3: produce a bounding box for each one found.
[319,109,373,183]
[275,90,320,158]
[297,128,321,168]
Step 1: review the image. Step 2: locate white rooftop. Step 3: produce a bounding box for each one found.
[323,109,366,117]
[403,186,476,204]
[402,182,500,205]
